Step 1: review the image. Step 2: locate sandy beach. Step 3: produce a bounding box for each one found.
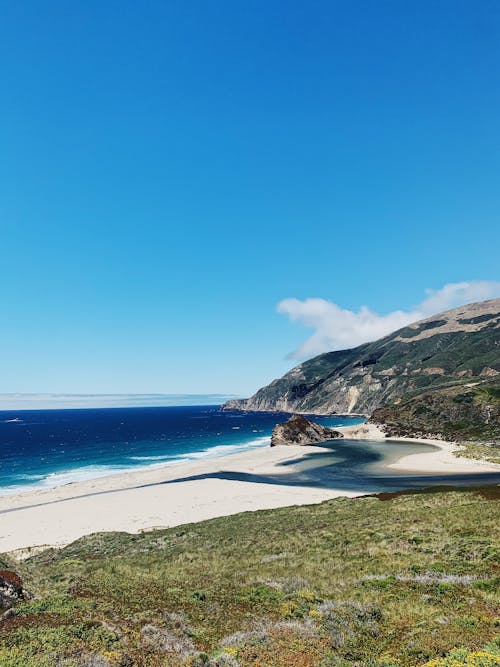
[0,428,498,555]
[336,423,500,472]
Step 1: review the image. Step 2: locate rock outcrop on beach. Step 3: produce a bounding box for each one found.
[223,299,500,416]
[270,414,343,447]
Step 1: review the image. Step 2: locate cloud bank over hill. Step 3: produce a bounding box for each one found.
[278,281,500,359]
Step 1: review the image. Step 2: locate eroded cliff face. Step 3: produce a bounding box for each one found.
[224,299,500,415]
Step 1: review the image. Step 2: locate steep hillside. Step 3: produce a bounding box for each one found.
[224,299,500,415]
[370,380,500,451]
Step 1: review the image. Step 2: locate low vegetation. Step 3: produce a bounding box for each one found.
[370,381,500,459]
[1,487,499,666]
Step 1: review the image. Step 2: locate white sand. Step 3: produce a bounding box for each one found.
[0,429,498,555]
[0,445,357,554]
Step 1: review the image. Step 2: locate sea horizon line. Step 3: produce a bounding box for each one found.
[0,393,242,411]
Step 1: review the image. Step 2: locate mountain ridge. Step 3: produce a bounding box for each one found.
[223,298,500,416]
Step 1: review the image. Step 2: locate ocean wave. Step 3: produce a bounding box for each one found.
[0,465,133,496]
[40,466,133,487]
[0,435,272,496]
[12,473,46,481]
[129,454,179,462]
[167,436,272,462]
[130,436,271,464]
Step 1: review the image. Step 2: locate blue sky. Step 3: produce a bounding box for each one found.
[1,1,499,398]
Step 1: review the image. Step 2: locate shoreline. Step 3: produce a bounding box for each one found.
[0,444,355,555]
[336,422,500,472]
[1,428,498,555]
[0,412,364,499]
[0,434,273,499]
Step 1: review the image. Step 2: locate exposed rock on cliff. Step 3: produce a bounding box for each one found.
[270,414,343,447]
[223,299,500,416]
[0,570,30,611]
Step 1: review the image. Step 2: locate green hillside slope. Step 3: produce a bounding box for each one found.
[224,299,500,416]
[1,488,499,666]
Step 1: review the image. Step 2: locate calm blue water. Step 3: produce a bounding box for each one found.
[0,406,364,494]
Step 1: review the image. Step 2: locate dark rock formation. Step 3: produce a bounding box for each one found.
[270,414,343,447]
[0,570,30,610]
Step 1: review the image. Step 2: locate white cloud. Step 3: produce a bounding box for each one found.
[277,281,500,359]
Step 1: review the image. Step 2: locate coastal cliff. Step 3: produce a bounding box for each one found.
[223,299,500,416]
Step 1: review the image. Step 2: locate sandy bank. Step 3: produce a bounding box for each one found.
[337,422,500,473]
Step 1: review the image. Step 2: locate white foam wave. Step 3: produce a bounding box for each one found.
[0,465,133,496]
[14,473,45,481]
[0,436,272,496]
[40,466,132,487]
[129,436,271,465]
[129,454,178,462]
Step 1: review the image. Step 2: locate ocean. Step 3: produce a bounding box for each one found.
[0,405,364,495]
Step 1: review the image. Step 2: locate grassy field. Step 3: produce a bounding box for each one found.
[0,487,499,667]
[457,441,500,466]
